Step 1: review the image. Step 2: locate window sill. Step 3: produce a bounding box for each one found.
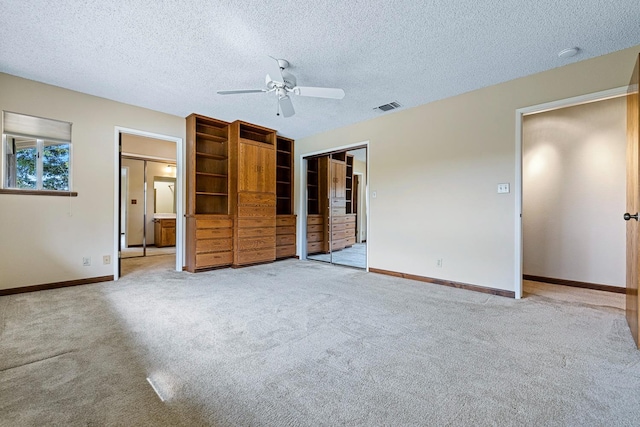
[0,189,78,197]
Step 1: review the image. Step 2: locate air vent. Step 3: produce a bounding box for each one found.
[374,101,402,112]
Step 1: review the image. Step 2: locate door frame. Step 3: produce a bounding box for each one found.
[298,141,370,270]
[514,86,627,299]
[120,166,129,249]
[113,127,184,279]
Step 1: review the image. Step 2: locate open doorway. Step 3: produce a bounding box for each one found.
[114,128,183,279]
[304,145,368,269]
[515,87,628,300]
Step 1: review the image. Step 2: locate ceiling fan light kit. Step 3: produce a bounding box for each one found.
[217,57,345,118]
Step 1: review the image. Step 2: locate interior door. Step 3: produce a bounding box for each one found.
[626,53,640,348]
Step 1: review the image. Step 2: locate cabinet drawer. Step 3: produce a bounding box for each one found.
[331,207,346,216]
[158,219,176,228]
[237,236,276,251]
[331,223,346,232]
[196,251,233,268]
[276,215,296,226]
[331,215,346,224]
[237,218,276,228]
[331,239,345,250]
[236,248,276,265]
[196,228,233,239]
[276,234,296,246]
[344,215,356,224]
[344,236,356,246]
[238,192,276,207]
[237,206,275,218]
[307,215,323,225]
[276,245,296,258]
[307,224,323,233]
[196,238,233,253]
[276,225,295,236]
[331,197,346,208]
[307,231,323,242]
[307,241,324,253]
[332,230,347,240]
[197,218,233,229]
[237,227,276,238]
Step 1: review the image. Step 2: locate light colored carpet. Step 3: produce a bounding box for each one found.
[2,255,640,426]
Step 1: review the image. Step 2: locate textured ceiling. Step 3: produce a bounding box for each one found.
[0,1,639,139]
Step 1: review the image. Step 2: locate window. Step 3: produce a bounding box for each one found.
[3,111,72,192]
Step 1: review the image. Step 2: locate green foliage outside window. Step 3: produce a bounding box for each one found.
[43,144,70,190]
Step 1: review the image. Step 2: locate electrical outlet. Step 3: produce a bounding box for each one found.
[372,191,377,198]
[497,183,510,194]
[103,255,111,265]
[82,257,91,266]
[436,259,443,268]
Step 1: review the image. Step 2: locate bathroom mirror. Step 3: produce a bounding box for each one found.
[154,177,176,213]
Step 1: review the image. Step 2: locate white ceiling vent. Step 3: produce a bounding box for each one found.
[374,101,402,112]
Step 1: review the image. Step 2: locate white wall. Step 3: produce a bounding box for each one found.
[295,45,640,293]
[523,97,626,287]
[122,134,176,160]
[0,73,185,290]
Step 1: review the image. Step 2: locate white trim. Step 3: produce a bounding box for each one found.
[121,166,129,248]
[121,152,176,162]
[514,86,628,299]
[114,126,184,280]
[297,141,370,271]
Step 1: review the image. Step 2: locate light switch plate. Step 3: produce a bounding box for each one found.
[497,183,510,194]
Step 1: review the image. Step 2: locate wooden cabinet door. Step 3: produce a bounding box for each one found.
[331,160,346,199]
[238,142,275,193]
[626,53,640,348]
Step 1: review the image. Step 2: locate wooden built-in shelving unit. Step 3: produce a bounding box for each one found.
[186,114,297,271]
[275,136,296,259]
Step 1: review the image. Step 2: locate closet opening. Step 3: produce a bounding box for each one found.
[304,145,368,269]
[515,86,628,302]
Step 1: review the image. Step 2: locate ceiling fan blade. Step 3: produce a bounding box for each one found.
[293,86,345,99]
[217,89,266,95]
[267,55,284,83]
[279,95,295,117]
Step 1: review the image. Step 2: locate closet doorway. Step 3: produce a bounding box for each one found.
[116,130,182,278]
[305,146,367,269]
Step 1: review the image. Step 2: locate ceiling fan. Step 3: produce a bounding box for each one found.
[217,57,345,117]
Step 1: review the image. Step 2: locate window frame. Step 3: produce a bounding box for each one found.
[2,112,75,196]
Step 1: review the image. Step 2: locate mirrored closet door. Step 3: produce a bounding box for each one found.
[306,147,367,269]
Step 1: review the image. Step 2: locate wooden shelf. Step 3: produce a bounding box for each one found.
[196,132,227,143]
[277,165,291,169]
[196,191,227,196]
[196,152,227,160]
[197,172,227,178]
[276,180,291,185]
